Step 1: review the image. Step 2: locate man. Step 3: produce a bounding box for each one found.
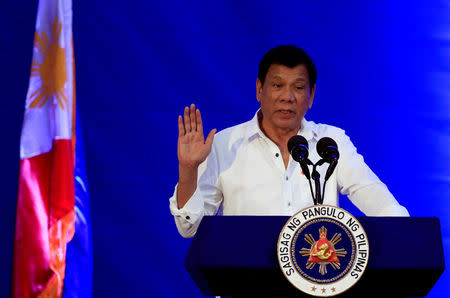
[169,45,409,238]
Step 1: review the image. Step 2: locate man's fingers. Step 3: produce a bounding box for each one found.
[178,115,185,137]
[205,128,217,147]
[184,106,191,132]
[189,104,196,131]
[196,109,203,135]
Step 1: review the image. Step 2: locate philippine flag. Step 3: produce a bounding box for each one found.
[12,1,92,297]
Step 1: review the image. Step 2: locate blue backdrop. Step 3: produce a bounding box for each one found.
[1,1,448,297]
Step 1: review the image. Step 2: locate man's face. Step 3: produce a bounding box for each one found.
[256,63,315,132]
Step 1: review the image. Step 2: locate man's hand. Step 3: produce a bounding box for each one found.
[178,104,216,169]
[176,104,216,209]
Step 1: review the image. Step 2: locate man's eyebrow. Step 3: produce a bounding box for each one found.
[270,76,307,81]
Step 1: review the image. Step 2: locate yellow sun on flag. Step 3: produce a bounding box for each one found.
[29,17,68,110]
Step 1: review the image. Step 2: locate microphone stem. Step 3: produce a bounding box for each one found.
[311,166,322,205]
[321,160,336,204]
[313,174,321,205]
[321,179,327,205]
[308,178,317,205]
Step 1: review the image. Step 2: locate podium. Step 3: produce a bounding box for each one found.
[185,216,444,297]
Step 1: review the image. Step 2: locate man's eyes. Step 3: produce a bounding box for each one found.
[271,83,305,90]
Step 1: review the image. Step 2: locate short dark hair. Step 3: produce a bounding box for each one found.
[258,45,317,90]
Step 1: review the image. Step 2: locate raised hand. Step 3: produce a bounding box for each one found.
[178,104,216,169]
[176,104,216,209]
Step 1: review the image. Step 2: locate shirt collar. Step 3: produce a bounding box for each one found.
[245,110,319,141]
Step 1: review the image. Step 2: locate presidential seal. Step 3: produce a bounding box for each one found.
[277,205,369,297]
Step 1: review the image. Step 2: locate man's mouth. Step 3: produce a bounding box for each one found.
[278,109,295,114]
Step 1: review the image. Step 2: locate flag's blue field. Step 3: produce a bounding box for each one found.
[1,1,449,297]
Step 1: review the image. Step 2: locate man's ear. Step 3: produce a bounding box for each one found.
[309,84,316,108]
[256,78,262,103]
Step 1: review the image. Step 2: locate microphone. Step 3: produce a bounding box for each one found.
[317,137,339,163]
[288,135,311,180]
[316,137,339,182]
[288,135,309,163]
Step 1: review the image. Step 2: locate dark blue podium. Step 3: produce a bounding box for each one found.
[185,216,444,297]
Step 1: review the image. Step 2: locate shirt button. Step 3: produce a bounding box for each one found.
[288,202,291,206]
[286,176,289,181]
[186,216,190,220]
[275,153,279,157]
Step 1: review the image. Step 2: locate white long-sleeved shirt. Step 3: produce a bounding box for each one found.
[169,111,409,237]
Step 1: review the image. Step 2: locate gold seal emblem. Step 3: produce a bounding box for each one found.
[300,226,347,275]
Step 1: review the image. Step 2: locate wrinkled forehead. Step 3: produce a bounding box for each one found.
[265,63,310,83]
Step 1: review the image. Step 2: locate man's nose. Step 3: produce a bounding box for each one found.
[280,87,295,102]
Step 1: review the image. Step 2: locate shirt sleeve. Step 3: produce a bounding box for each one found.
[335,131,410,216]
[169,143,223,238]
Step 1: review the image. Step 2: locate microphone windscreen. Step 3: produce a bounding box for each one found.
[316,137,339,161]
[288,135,309,162]
[288,135,309,152]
